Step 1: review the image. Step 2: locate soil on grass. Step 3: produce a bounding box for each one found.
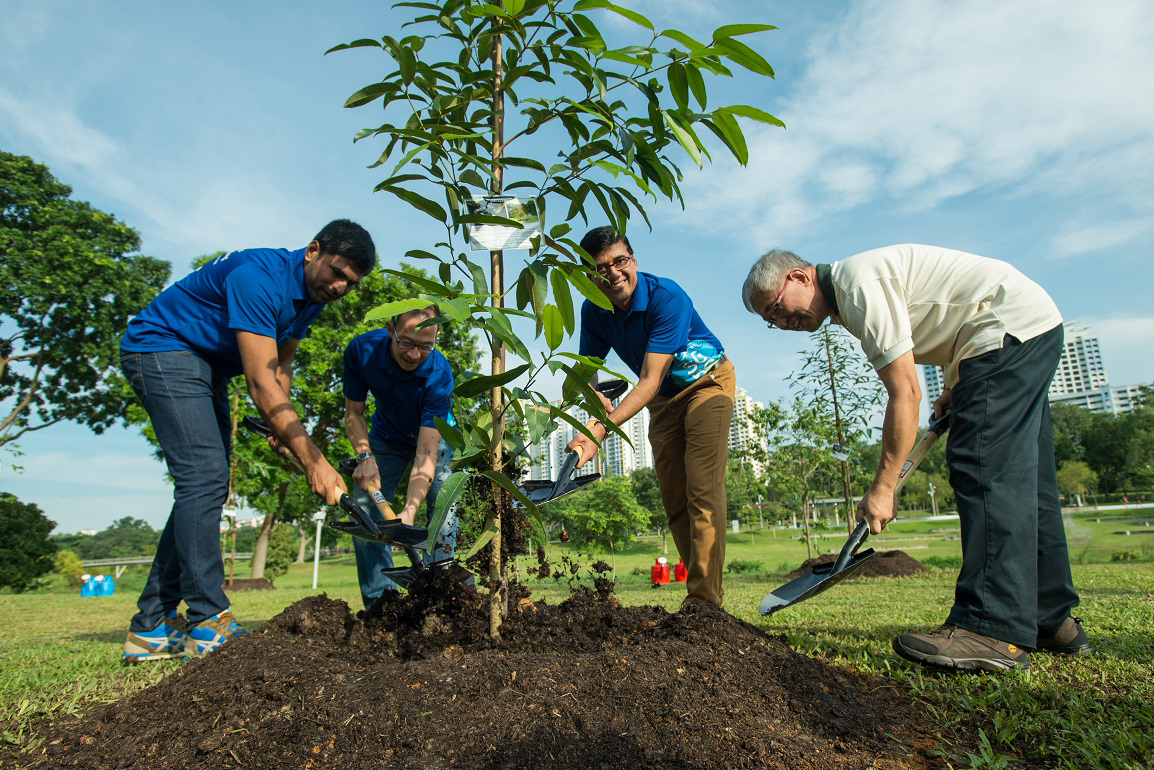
[787,550,930,580]
[223,578,275,591]
[15,573,961,770]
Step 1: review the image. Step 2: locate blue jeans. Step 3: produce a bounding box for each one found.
[352,440,457,607]
[121,350,232,629]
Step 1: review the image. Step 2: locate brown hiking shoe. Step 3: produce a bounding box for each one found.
[893,625,1029,672]
[1035,616,1092,656]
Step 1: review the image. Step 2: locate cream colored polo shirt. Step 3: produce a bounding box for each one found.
[829,244,1062,387]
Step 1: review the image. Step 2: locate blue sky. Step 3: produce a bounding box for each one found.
[3,0,1153,534]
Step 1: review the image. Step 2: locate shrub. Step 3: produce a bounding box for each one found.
[726,559,764,575]
[53,549,84,588]
[263,524,298,583]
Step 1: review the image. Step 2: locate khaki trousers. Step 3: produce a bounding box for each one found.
[647,359,735,606]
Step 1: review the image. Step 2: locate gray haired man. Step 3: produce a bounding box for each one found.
[742,244,1089,673]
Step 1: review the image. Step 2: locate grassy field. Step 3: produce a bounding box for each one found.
[2,510,1152,768]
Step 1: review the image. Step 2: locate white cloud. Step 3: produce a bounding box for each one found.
[1052,219,1154,258]
[676,0,1154,248]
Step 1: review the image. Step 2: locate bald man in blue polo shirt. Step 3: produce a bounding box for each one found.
[567,226,736,608]
[119,219,375,662]
[343,304,458,608]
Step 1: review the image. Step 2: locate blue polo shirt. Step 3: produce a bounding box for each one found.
[343,328,456,449]
[578,271,723,398]
[121,248,323,378]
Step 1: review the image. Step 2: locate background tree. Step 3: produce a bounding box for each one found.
[788,325,884,535]
[724,459,760,530]
[1056,460,1098,504]
[0,152,169,450]
[562,475,650,574]
[630,467,666,552]
[332,0,780,634]
[0,493,58,592]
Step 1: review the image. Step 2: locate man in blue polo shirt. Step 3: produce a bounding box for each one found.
[567,226,736,608]
[119,219,375,662]
[343,304,459,608]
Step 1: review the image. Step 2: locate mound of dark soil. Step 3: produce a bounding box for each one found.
[223,578,275,591]
[20,575,953,770]
[788,550,929,580]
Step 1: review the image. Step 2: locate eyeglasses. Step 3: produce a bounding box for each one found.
[394,338,435,353]
[594,254,633,276]
[763,276,789,329]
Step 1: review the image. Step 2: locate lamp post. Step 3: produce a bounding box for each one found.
[311,510,325,590]
[929,481,938,516]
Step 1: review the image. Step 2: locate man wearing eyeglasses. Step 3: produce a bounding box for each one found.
[567,226,736,608]
[342,304,458,607]
[741,244,1087,673]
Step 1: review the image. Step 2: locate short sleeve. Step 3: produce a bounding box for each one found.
[839,277,915,371]
[226,263,280,338]
[342,339,370,403]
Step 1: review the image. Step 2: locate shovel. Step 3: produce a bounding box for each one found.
[515,378,630,505]
[758,412,951,616]
[334,456,471,590]
[240,416,429,550]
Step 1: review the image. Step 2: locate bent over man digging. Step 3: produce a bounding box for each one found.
[119,219,375,661]
[741,243,1089,672]
[568,226,735,608]
[343,304,459,609]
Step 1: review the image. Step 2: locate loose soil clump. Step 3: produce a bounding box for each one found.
[788,550,930,580]
[19,575,954,769]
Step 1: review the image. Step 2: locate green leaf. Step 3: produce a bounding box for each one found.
[479,469,537,512]
[703,112,749,166]
[542,304,564,350]
[460,521,498,560]
[574,0,654,30]
[433,416,465,452]
[712,23,777,39]
[378,186,447,222]
[380,268,455,296]
[502,0,527,15]
[714,37,775,77]
[660,28,709,54]
[668,61,689,112]
[325,39,384,55]
[453,362,532,399]
[550,267,575,334]
[718,104,785,128]
[365,297,437,323]
[343,82,397,109]
[439,297,472,323]
[427,471,470,552]
[566,265,613,311]
[466,259,488,295]
[685,63,707,109]
[662,112,702,168]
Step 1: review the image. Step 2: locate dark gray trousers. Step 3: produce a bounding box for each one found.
[945,324,1080,648]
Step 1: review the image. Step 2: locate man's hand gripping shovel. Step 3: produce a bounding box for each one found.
[516,380,629,506]
[241,417,466,590]
[757,412,951,616]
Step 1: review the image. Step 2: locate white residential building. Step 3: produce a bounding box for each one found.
[730,386,765,474]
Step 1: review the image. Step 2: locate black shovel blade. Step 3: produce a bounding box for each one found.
[758,549,876,615]
[382,558,473,591]
[328,519,429,549]
[758,519,874,616]
[519,449,601,506]
[381,565,417,589]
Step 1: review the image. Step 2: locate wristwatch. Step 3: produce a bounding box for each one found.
[355,451,373,464]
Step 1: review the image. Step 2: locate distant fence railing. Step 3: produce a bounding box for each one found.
[81,554,253,577]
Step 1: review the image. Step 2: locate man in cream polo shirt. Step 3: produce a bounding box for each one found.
[741,244,1089,673]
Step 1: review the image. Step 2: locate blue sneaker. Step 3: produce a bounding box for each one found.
[122,611,188,664]
[187,610,248,655]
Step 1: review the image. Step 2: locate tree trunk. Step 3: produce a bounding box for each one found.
[487,23,507,639]
[250,481,287,579]
[295,524,307,563]
[823,329,855,536]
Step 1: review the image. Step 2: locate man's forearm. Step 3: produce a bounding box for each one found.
[248,377,320,467]
[873,392,920,492]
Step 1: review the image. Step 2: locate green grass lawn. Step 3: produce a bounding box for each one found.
[2,512,1152,768]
